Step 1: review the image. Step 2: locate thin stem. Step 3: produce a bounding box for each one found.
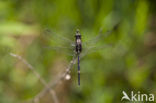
[10,53,59,103]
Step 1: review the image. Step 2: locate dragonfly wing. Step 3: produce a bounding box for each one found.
[42,45,75,56]
[42,28,75,47]
[40,28,76,57]
[83,30,112,46]
[88,44,113,53]
[80,44,113,58]
[43,45,74,50]
[83,24,119,46]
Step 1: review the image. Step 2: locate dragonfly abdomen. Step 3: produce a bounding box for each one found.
[78,55,80,86]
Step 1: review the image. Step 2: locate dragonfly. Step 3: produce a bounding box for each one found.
[75,29,82,85]
[41,27,116,86]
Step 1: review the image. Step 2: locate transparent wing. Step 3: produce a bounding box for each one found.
[83,24,118,48]
[81,27,116,58]
[42,45,75,56]
[40,28,76,56]
[43,46,73,50]
[80,43,113,58]
[42,28,75,47]
[83,30,112,48]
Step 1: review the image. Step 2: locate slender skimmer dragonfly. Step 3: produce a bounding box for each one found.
[41,27,116,86]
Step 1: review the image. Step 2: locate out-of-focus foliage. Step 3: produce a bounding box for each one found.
[0,0,156,103]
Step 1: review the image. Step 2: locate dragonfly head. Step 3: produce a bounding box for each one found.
[76,29,80,33]
[75,29,81,39]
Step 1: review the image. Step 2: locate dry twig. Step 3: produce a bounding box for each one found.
[10,53,59,103]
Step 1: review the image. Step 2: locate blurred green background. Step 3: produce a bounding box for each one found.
[0,0,156,103]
